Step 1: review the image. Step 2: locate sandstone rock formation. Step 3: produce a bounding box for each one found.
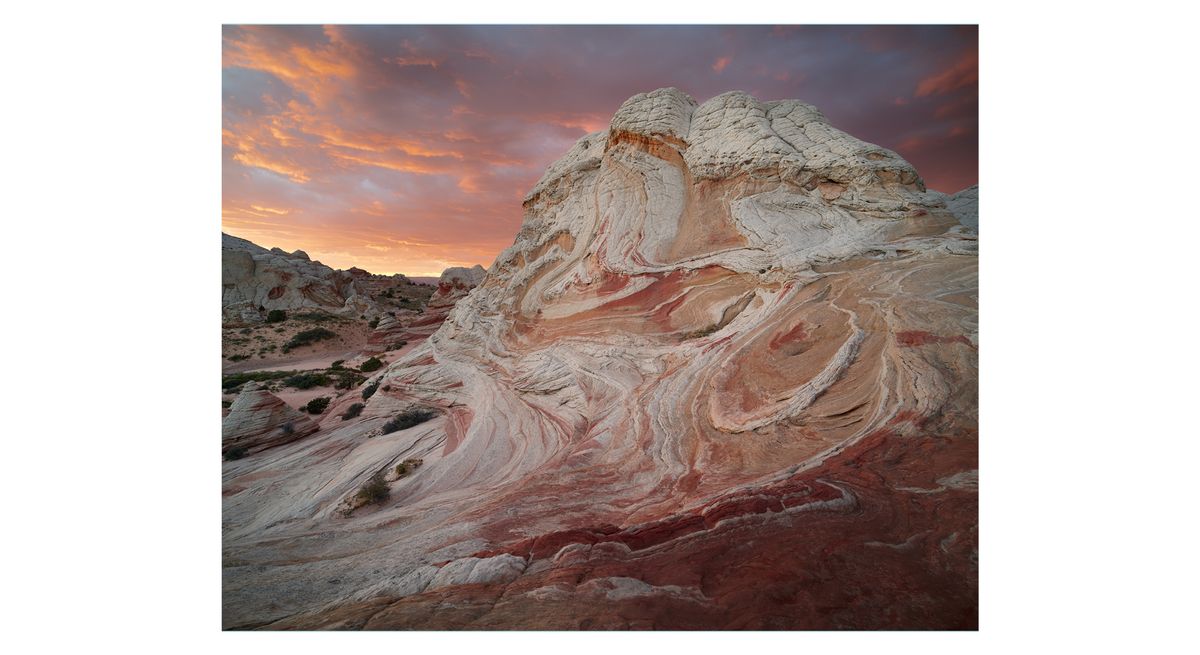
[364,265,487,352]
[222,233,379,323]
[946,184,979,232]
[221,382,319,457]
[223,88,978,630]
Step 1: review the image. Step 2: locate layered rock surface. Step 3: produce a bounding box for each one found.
[221,383,319,456]
[223,88,978,630]
[222,233,380,323]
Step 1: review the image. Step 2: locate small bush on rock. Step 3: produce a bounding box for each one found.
[395,458,424,477]
[361,379,380,400]
[305,397,331,414]
[266,309,287,323]
[356,471,389,505]
[381,409,437,435]
[341,402,364,420]
[359,356,384,373]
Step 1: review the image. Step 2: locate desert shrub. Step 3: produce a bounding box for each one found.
[381,408,437,435]
[282,327,337,352]
[359,356,384,373]
[394,458,424,478]
[222,369,296,390]
[239,327,252,335]
[283,372,330,389]
[266,309,287,323]
[356,471,390,505]
[333,371,366,390]
[279,422,295,436]
[330,359,345,370]
[305,397,331,414]
[361,379,380,400]
[224,447,247,461]
[368,317,380,329]
[387,340,408,351]
[341,402,364,420]
[227,354,249,362]
[221,400,232,409]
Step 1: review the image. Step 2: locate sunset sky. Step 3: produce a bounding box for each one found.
[222,25,977,276]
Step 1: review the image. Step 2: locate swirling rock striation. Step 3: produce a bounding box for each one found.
[222,88,978,630]
[221,382,319,457]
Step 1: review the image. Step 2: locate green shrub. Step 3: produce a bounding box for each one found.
[356,471,390,505]
[282,327,337,352]
[361,379,380,400]
[284,372,330,389]
[222,369,296,390]
[382,408,437,435]
[368,317,380,329]
[279,422,295,436]
[341,402,364,420]
[224,447,247,461]
[266,309,287,323]
[359,356,384,373]
[333,371,366,389]
[330,359,345,370]
[387,340,408,351]
[227,354,249,362]
[305,397,331,414]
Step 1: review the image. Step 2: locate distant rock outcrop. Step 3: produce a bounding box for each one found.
[222,233,379,323]
[221,382,318,456]
[945,184,979,232]
[364,264,487,352]
[223,88,978,630]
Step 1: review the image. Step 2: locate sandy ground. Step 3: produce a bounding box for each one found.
[222,320,423,414]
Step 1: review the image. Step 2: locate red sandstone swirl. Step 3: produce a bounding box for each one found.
[222,88,978,630]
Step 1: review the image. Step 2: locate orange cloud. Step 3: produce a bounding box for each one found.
[713,56,732,73]
[223,128,311,182]
[916,51,978,97]
[223,26,360,108]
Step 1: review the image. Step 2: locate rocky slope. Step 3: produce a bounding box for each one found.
[364,265,486,353]
[222,382,319,457]
[222,233,390,324]
[222,88,978,630]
